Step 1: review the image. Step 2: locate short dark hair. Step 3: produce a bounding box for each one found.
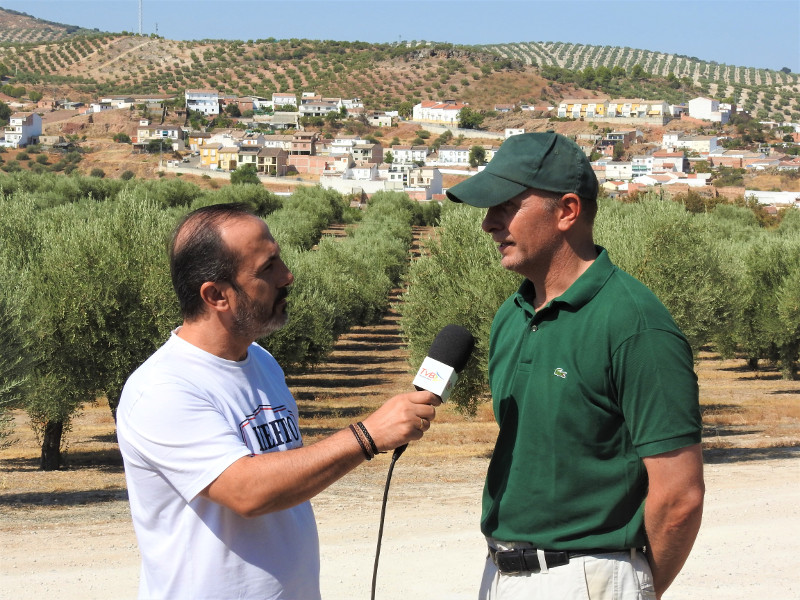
[541,191,598,226]
[169,203,256,320]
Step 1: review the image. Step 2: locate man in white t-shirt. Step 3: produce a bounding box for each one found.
[117,203,439,600]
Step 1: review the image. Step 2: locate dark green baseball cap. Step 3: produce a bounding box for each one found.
[445,132,599,208]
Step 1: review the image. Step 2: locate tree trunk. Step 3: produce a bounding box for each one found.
[40,420,63,471]
[779,342,799,381]
[747,356,759,370]
[780,359,798,381]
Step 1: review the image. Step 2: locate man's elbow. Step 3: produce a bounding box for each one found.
[661,481,705,530]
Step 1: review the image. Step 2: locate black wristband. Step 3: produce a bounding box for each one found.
[356,421,380,455]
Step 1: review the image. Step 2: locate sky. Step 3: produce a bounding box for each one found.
[3,0,799,73]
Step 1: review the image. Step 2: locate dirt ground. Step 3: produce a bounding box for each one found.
[2,448,799,600]
[2,307,800,599]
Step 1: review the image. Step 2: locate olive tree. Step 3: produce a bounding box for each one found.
[400,204,518,414]
[14,194,177,469]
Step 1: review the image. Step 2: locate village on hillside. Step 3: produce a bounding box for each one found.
[3,84,800,209]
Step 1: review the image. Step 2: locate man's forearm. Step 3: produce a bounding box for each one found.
[642,444,705,598]
[644,493,703,597]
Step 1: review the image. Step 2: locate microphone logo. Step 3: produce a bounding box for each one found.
[413,356,459,401]
[417,367,445,382]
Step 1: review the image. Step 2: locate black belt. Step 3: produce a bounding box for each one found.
[488,546,628,574]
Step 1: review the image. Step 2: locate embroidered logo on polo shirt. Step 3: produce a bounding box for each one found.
[553,367,567,379]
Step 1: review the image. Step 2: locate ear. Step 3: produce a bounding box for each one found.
[556,193,582,232]
[199,281,233,313]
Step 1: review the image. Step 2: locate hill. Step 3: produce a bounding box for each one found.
[0,6,100,43]
[0,7,796,119]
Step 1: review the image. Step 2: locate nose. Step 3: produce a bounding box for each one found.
[482,206,501,233]
[278,258,294,287]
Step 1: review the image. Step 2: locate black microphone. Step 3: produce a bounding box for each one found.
[393,324,475,460]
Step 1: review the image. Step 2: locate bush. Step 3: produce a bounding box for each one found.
[120,170,135,180]
[90,168,106,178]
[230,163,260,185]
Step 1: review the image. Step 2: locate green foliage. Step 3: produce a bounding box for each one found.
[730,234,800,379]
[268,186,346,250]
[264,191,414,370]
[468,145,486,167]
[400,204,519,414]
[230,163,260,185]
[0,295,32,447]
[193,183,282,217]
[457,106,484,130]
[596,195,735,356]
[1,193,178,466]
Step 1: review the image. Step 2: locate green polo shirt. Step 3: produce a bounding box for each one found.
[481,247,700,550]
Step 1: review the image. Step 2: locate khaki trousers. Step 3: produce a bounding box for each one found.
[479,544,656,600]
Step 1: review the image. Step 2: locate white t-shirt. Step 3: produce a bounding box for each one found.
[117,331,320,600]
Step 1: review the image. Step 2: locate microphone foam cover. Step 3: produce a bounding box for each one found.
[426,325,475,373]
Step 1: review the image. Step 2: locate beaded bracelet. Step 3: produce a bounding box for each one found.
[356,421,381,456]
[349,423,373,460]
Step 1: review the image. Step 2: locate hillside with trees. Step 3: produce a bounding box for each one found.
[0,7,796,120]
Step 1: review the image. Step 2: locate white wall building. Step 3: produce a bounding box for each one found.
[3,112,42,148]
[412,100,466,125]
[186,89,220,116]
[438,145,470,166]
[605,161,633,180]
[391,145,429,164]
[272,93,297,108]
[676,135,718,155]
[688,97,730,124]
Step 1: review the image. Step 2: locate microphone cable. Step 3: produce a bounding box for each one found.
[370,445,405,600]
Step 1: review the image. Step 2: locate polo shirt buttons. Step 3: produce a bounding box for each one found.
[530,324,538,332]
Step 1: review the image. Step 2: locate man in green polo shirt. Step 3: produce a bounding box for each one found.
[446,132,704,600]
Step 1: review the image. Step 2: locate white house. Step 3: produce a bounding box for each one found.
[391,145,429,164]
[344,161,380,181]
[3,112,42,148]
[90,102,114,113]
[136,123,183,143]
[185,89,220,116]
[605,161,633,180]
[688,97,730,124]
[342,98,364,111]
[252,96,272,111]
[272,93,297,108]
[412,100,466,125]
[652,150,688,173]
[299,100,340,117]
[676,135,718,155]
[631,155,654,177]
[438,145,471,166]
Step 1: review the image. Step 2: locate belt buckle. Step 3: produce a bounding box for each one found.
[495,548,536,574]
